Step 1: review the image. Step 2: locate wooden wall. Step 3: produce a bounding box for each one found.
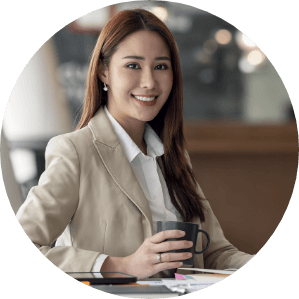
[184,121,298,254]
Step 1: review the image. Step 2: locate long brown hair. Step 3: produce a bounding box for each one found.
[77,9,205,223]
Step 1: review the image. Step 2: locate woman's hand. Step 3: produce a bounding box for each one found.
[121,230,193,279]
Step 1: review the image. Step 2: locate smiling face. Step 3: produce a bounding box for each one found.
[100,30,173,130]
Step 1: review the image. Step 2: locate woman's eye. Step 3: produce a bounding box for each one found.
[127,63,140,69]
[126,63,169,70]
[155,64,168,70]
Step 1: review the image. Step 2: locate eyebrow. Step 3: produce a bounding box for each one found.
[122,55,171,61]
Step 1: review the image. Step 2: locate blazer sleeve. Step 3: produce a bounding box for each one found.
[185,151,253,269]
[16,135,100,272]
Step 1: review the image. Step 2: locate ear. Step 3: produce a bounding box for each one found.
[98,63,109,85]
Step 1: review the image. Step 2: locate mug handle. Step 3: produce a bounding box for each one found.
[194,229,210,254]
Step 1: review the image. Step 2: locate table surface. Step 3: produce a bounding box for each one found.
[91,280,183,297]
[91,278,180,298]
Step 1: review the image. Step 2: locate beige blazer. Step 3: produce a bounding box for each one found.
[17,108,252,275]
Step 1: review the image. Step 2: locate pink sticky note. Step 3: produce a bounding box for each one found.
[175,273,186,280]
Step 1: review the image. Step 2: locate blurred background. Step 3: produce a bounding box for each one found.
[1,1,298,254]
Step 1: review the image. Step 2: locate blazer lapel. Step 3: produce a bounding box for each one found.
[88,108,153,234]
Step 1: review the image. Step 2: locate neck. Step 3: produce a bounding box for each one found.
[125,123,147,155]
[107,107,147,154]
[122,120,148,155]
[126,122,145,146]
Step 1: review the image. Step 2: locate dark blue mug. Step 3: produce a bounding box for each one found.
[157,221,210,266]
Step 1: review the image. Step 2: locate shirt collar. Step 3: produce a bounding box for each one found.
[104,106,164,162]
[143,123,164,158]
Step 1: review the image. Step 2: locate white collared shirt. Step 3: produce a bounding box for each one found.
[92,106,181,272]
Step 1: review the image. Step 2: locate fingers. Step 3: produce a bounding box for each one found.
[155,240,193,253]
[149,231,193,260]
[150,230,185,244]
[151,251,192,273]
[159,252,192,263]
[154,261,183,273]
[148,253,186,274]
[141,231,193,276]
[153,251,192,273]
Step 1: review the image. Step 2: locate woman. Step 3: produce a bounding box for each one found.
[17,9,252,279]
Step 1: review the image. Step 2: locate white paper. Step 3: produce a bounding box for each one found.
[137,272,228,294]
[161,279,214,293]
[136,280,164,286]
[178,267,236,275]
[184,273,226,283]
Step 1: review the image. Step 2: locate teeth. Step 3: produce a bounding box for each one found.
[134,95,156,101]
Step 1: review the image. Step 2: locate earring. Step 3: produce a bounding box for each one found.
[103,83,108,91]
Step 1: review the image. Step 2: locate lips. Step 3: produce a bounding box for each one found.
[132,94,158,106]
[132,95,158,101]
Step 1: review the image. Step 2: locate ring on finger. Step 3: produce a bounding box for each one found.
[157,253,162,263]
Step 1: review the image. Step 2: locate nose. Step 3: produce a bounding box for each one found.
[140,67,156,89]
